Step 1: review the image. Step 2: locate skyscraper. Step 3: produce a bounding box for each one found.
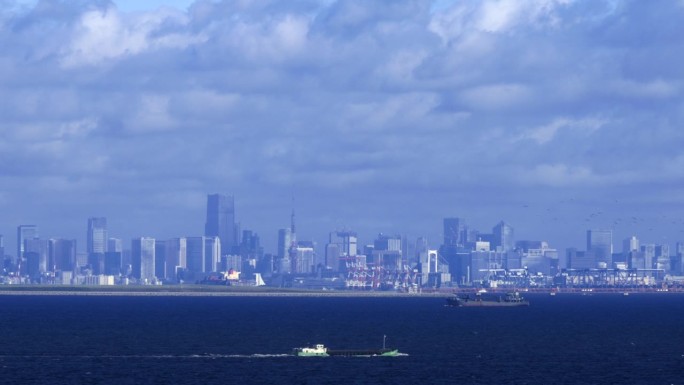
[49,238,77,272]
[132,237,156,283]
[587,229,613,267]
[325,231,358,272]
[186,236,206,274]
[87,217,107,254]
[108,238,122,253]
[492,221,514,252]
[17,225,38,262]
[443,218,464,246]
[24,238,48,279]
[204,194,236,254]
[165,237,187,281]
[277,228,292,273]
[204,236,220,273]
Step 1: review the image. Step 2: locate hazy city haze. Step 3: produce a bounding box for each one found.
[1,0,683,254]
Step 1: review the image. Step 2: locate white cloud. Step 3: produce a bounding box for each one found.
[1,0,684,252]
[459,83,533,110]
[526,163,598,186]
[519,117,608,145]
[61,5,203,67]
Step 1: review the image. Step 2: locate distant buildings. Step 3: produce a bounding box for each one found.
[131,237,155,283]
[587,229,613,268]
[205,193,237,254]
[4,194,684,289]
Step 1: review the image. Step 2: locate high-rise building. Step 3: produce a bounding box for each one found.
[104,251,122,276]
[205,194,236,254]
[131,237,156,283]
[373,234,402,271]
[292,241,315,274]
[24,238,49,279]
[0,234,4,260]
[165,238,187,281]
[87,217,107,254]
[443,218,464,246]
[325,231,358,272]
[277,228,291,260]
[655,244,670,272]
[204,236,220,273]
[49,238,77,272]
[623,236,639,253]
[17,225,38,265]
[155,240,167,281]
[186,236,206,274]
[587,229,613,267]
[108,238,122,253]
[277,228,292,273]
[492,221,514,252]
[641,244,655,270]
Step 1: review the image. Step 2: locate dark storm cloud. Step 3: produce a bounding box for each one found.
[1,0,683,252]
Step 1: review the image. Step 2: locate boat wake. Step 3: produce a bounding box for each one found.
[0,353,292,359]
[190,353,291,359]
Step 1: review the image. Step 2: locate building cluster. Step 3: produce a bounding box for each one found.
[2,194,684,289]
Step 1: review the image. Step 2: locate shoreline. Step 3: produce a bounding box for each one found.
[1,286,683,297]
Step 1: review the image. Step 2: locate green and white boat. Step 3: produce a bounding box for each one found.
[293,336,400,357]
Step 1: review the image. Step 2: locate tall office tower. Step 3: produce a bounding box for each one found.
[587,229,613,267]
[87,217,107,253]
[623,236,639,253]
[186,236,206,273]
[24,238,49,279]
[131,237,156,283]
[17,225,38,266]
[655,244,671,272]
[492,221,514,252]
[204,236,220,273]
[325,242,340,272]
[165,238,187,281]
[104,251,122,276]
[277,228,291,260]
[204,194,236,254]
[277,228,292,273]
[49,238,77,272]
[0,234,4,260]
[287,208,298,264]
[373,234,403,271]
[325,231,358,272]
[374,234,402,252]
[443,218,464,246]
[108,238,122,253]
[676,242,684,275]
[154,240,167,281]
[293,241,315,274]
[641,244,655,269]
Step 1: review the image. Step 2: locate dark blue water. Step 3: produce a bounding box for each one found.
[0,294,683,384]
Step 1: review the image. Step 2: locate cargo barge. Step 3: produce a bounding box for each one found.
[293,336,400,357]
[446,292,529,307]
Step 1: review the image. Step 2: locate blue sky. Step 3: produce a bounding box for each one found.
[1,0,684,256]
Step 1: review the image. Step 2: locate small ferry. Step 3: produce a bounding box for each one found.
[293,336,400,357]
[446,292,529,307]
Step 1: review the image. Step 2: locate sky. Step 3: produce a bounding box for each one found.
[1,0,684,256]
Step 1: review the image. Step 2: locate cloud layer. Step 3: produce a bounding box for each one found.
[1,0,684,253]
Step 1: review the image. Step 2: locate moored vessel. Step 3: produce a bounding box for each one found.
[446,292,529,307]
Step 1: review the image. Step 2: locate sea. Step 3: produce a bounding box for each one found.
[0,293,683,385]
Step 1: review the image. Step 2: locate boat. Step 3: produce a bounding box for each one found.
[293,336,400,357]
[446,292,529,307]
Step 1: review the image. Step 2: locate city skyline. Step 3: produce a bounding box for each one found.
[1,1,683,260]
[0,195,681,263]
